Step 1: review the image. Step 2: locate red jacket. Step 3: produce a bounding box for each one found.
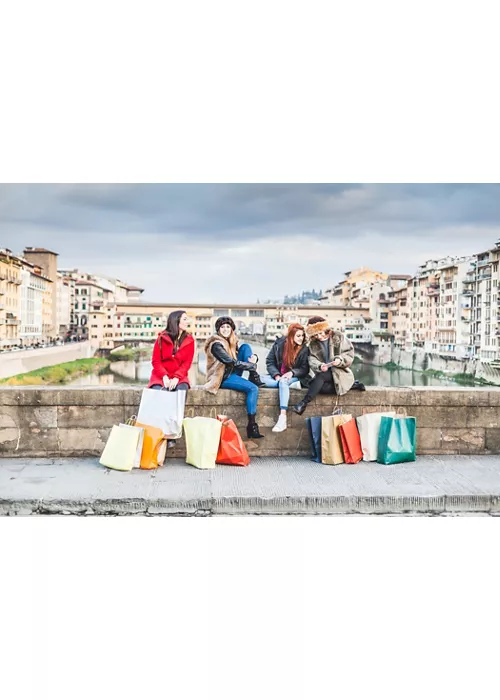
[148,332,195,388]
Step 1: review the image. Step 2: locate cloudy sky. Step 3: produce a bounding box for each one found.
[1,184,499,303]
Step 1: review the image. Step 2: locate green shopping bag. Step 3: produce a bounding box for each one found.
[377,416,417,465]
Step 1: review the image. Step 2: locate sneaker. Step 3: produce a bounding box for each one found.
[272,415,287,432]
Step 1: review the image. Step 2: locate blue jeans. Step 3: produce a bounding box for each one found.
[220,343,259,415]
[233,343,253,375]
[260,375,300,410]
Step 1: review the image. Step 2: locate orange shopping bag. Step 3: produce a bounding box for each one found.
[216,415,250,466]
[135,422,167,470]
[338,418,363,464]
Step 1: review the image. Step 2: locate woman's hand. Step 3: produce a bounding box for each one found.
[249,354,258,364]
[162,375,170,388]
[168,377,179,391]
[332,358,342,367]
[320,364,329,372]
[281,371,293,381]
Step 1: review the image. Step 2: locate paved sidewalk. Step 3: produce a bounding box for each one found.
[2,456,500,515]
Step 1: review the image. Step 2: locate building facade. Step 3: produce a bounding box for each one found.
[0,249,22,349]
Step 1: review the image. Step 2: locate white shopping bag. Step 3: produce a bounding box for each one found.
[356,412,396,462]
[137,388,187,439]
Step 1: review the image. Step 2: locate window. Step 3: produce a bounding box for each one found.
[249,309,264,317]
[214,308,229,316]
[231,309,247,317]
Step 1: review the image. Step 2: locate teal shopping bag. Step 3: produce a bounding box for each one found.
[377,416,417,465]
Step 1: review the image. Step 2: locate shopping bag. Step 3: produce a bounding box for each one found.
[183,417,222,470]
[321,414,352,465]
[99,424,144,471]
[118,423,145,468]
[356,412,396,462]
[134,422,167,470]
[306,416,322,463]
[216,415,250,466]
[377,416,417,465]
[137,388,187,439]
[338,418,363,464]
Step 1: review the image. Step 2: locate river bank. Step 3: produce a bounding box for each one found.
[353,344,500,386]
[0,358,111,386]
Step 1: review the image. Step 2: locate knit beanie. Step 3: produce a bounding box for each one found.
[215,316,236,333]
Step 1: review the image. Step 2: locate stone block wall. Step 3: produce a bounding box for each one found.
[1,386,500,458]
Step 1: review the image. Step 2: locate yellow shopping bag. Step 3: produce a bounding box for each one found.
[99,424,144,471]
[183,417,222,470]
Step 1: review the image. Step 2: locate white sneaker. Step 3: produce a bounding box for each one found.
[272,415,287,432]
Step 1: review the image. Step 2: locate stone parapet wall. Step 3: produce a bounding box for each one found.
[1,386,500,458]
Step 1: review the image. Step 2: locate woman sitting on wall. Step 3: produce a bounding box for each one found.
[261,323,310,432]
[198,316,265,439]
[148,309,195,447]
[292,316,365,416]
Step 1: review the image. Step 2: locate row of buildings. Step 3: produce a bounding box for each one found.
[0,248,144,350]
[318,239,500,362]
[3,239,500,363]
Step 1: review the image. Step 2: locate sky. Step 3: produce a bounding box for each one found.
[1,184,499,304]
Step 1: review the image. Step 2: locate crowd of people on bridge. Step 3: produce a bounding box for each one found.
[148,310,365,442]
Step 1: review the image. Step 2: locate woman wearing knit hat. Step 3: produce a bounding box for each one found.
[291,316,365,415]
[197,316,265,439]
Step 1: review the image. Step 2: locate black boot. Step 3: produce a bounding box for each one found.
[247,415,264,439]
[248,370,266,388]
[351,381,366,392]
[291,397,311,416]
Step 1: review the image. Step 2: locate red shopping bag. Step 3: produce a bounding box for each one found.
[338,418,363,464]
[216,415,250,466]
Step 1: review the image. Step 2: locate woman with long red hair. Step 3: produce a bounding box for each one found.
[261,323,310,432]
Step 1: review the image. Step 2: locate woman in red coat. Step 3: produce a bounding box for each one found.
[148,310,195,447]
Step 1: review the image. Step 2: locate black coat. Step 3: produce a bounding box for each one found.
[265,336,311,387]
[211,342,256,382]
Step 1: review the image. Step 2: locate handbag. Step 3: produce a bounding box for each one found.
[216,415,250,466]
[338,418,363,464]
[377,416,417,465]
[183,417,222,470]
[99,424,145,471]
[356,412,396,462]
[321,414,352,465]
[137,387,187,439]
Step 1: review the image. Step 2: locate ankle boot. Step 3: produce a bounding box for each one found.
[247,415,264,439]
[291,397,311,416]
[248,370,266,388]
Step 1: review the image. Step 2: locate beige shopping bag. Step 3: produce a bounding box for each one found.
[321,414,352,465]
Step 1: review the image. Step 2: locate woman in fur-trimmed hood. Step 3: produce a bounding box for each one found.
[197,316,266,440]
[292,316,364,415]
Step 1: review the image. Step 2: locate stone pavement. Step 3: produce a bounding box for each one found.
[2,455,500,515]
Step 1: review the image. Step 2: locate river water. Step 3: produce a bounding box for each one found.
[68,343,474,388]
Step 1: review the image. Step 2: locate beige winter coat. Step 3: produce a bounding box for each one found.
[308,330,355,396]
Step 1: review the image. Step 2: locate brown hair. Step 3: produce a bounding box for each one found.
[218,326,238,360]
[283,323,305,370]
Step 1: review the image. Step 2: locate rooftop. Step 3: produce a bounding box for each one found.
[23,247,59,256]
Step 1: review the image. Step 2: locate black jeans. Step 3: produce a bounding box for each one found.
[305,372,336,401]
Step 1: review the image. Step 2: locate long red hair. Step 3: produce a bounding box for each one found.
[283,323,305,370]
